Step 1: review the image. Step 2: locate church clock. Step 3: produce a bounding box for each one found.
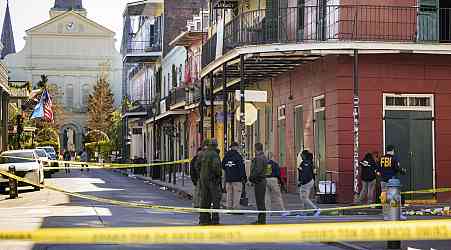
[66,21,75,32]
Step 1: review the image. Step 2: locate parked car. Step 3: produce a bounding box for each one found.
[36,146,57,161]
[36,146,59,171]
[34,148,53,178]
[0,150,44,193]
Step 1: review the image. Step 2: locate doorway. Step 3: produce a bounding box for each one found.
[313,96,326,185]
[383,94,435,200]
[439,0,451,42]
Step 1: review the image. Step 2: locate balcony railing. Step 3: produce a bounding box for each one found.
[123,99,153,115]
[202,5,451,67]
[201,33,217,68]
[169,87,187,107]
[186,86,201,106]
[125,41,162,55]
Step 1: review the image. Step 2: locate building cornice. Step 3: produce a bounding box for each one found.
[201,42,451,78]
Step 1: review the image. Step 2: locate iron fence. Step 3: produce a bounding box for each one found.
[126,41,162,54]
[202,5,451,67]
[169,87,187,107]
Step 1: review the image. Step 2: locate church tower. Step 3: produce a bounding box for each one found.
[1,0,16,59]
[50,0,87,18]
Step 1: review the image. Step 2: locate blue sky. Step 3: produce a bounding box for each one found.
[0,0,130,52]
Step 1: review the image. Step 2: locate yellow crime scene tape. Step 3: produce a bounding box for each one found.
[1,155,451,215]
[1,155,450,215]
[1,219,451,244]
[2,155,190,169]
[0,170,383,214]
[5,154,451,195]
[402,188,451,195]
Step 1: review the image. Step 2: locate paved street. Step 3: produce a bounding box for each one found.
[0,169,364,250]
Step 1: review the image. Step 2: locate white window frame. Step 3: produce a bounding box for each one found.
[382,93,436,192]
[313,95,325,113]
[383,93,434,112]
[278,105,286,120]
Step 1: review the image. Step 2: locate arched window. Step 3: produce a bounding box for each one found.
[65,84,74,110]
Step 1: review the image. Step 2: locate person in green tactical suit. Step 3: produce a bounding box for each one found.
[249,142,267,224]
[198,139,223,225]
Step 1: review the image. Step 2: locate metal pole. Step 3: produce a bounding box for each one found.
[9,166,18,199]
[200,77,205,143]
[353,49,360,201]
[231,93,235,142]
[223,63,228,152]
[153,104,157,178]
[239,54,246,157]
[210,74,215,138]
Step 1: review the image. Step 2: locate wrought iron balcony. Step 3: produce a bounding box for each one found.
[125,41,161,54]
[186,86,201,106]
[202,5,451,67]
[169,87,187,108]
[123,40,162,63]
[122,99,153,118]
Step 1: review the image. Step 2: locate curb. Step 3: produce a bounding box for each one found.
[331,242,370,250]
[114,169,194,199]
[135,175,194,199]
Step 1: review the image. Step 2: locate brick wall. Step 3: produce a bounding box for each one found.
[163,0,207,56]
[272,53,451,202]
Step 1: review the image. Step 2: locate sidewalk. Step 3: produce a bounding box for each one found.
[117,170,451,250]
[120,169,381,215]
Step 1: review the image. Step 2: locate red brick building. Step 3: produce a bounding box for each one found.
[200,0,451,203]
[272,53,451,202]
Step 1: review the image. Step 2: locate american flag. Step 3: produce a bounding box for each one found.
[42,89,54,122]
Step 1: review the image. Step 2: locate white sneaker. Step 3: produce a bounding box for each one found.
[281,212,290,217]
[400,214,407,220]
[313,210,321,217]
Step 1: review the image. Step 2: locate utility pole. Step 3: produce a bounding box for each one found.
[353,50,360,202]
[239,55,246,157]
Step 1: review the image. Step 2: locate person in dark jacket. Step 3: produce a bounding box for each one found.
[378,145,405,192]
[199,139,222,225]
[249,142,267,224]
[359,152,378,204]
[222,142,246,210]
[63,150,71,174]
[298,150,319,216]
[190,147,203,208]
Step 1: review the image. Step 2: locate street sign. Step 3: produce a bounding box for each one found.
[234,90,267,103]
[235,103,258,126]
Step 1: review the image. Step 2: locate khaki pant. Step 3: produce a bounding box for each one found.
[359,179,376,204]
[265,177,285,211]
[381,181,388,192]
[225,182,242,209]
[192,184,200,208]
[299,179,317,210]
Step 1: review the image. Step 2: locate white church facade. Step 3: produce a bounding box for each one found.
[4,1,122,152]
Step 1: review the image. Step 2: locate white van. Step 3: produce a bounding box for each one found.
[0,150,44,193]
